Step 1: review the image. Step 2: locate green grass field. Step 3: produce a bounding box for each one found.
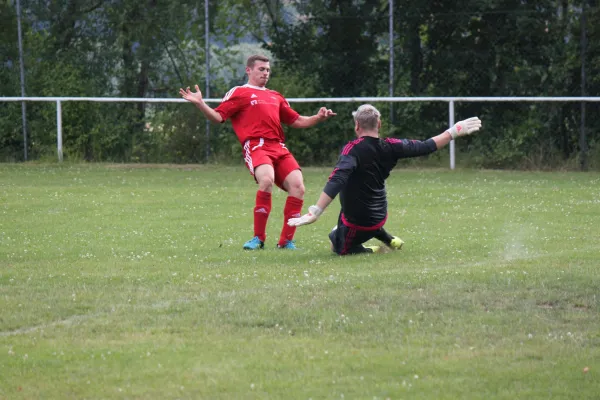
[1,164,599,399]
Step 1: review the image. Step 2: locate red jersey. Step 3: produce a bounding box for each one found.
[214,84,300,144]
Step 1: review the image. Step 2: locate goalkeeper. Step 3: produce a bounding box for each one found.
[288,104,482,255]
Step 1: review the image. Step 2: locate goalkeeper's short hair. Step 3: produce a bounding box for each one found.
[352,104,381,131]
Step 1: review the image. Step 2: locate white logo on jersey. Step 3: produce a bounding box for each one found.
[250,100,258,106]
[251,94,258,98]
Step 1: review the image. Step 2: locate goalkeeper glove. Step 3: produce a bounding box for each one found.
[287,205,323,227]
[448,117,482,139]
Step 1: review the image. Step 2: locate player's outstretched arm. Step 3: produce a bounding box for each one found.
[179,84,223,123]
[289,151,355,227]
[288,192,333,227]
[432,116,482,149]
[289,107,337,128]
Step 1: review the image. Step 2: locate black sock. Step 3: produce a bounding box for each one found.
[373,228,393,245]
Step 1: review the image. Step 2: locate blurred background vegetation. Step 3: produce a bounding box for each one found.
[1,0,599,169]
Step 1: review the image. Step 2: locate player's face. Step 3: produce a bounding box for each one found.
[246,61,271,87]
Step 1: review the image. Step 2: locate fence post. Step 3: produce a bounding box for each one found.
[56,100,63,162]
[205,0,210,163]
[580,1,588,171]
[449,100,455,170]
[16,0,28,161]
[389,0,394,125]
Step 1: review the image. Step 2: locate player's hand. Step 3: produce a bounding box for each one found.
[448,117,482,139]
[179,85,204,105]
[317,107,337,121]
[287,205,323,227]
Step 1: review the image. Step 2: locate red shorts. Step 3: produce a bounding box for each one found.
[243,138,300,190]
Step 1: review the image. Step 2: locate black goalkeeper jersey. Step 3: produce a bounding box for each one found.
[323,136,438,229]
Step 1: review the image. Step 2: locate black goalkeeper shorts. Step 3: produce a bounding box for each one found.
[328,223,378,255]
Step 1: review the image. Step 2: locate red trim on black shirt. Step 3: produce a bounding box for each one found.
[341,137,364,155]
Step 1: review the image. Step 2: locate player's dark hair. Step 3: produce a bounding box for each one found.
[246,55,270,68]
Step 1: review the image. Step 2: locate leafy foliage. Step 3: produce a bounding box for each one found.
[1,0,599,169]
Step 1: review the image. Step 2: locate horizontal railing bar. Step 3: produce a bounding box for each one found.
[2,96,600,103]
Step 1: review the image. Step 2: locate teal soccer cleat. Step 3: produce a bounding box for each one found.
[243,236,264,250]
[277,240,297,250]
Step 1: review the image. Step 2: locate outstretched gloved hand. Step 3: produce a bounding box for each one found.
[287,205,324,227]
[448,117,482,139]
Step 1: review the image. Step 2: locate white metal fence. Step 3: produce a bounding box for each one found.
[2,96,600,168]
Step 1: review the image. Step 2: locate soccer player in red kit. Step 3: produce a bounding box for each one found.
[179,55,336,250]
